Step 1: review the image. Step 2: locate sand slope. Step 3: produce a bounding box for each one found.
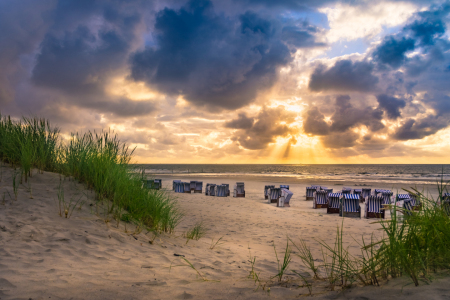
[1,167,449,300]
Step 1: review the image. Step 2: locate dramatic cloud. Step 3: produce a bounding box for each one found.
[376,94,406,120]
[373,36,415,68]
[302,107,329,136]
[308,60,379,92]
[224,113,254,129]
[393,116,450,140]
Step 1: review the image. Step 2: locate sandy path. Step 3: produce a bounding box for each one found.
[0,167,449,299]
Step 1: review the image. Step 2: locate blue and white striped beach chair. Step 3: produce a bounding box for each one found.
[222,184,230,196]
[403,198,414,216]
[340,194,361,218]
[313,190,329,209]
[373,189,385,196]
[364,195,384,219]
[183,182,191,193]
[173,180,181,191]
[265,185,275,200]
[209,184,217,196]
[175,181,184,193]
[306,186,317,200]
[234,182,245,197]
[327,193,342,214]
[190,181,197,192]
[269,188,281,204]
[281,188,293,207]
[216,185,227,197]
[381,190,393,205]
[194,181,203,193]
[280,185,289,190]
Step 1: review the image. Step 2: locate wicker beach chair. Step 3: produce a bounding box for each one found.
[173,180,181,191]
[183,182,191,193]
[216,185,227,197]
[280,185,289,190]
[174,181,184,193]
[340,194,361,218]
[373,189,384,196]
[381,190,393,205]
[154,179,162,190]
[234,182,245,198]
[353,189,362,202]
[194,181,203,193]
[264,185,275,200]
[313,190,329,209]
[205,183,210,195]
[364,195,384,219]
[306,186,316,200]
[327,193,342,214]
[209,184,217,196]
[408,192,421,210]
[342,187,352,195]
[222,184,230,196]
[190,181,197,192]
[361,188,371,200]
[281,188,293,207]
[268,187,281,204]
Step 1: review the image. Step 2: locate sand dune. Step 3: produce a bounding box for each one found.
[1,166,449,299]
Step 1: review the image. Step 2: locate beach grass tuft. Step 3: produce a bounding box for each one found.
[184,221,208,244]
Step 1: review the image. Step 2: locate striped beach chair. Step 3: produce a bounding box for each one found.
[408,192,421,210]
[403,198,414,216]
[313,190,329,209]
[216,185,227,197]
[174,181,184,193]
[269,187,281,204]
[222,184,230,196]
[323,188,333,194]
[373,189,384,196]
[327,193,342,214]
[183,182,191,193]
[194,181,203,193]
[280,185,289,190]
[190,181,197,192]
[364,195,384,219]
[209,184,216,196]
[205,183,210,195]
[264,185,275,200]
[361,188,371,199]
[381,190,393,205]
[340,194,361,218]
[306,186,317,200]
[281,188,293,207]
[173,180,181,191]
[233,182,245,198]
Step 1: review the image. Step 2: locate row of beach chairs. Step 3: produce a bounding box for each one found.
[307,185,423,218]
[264,185,293,207]
[172,181,245,197]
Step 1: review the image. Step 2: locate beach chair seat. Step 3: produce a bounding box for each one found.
[381,190,393,205]
[365,195,384,219]
[173,180,181,191]
[209,184,216,196]
[194,181,203,193]
[340,194,361,218]
[222,184,230,196]
[280,185,289,190]
[306,186,317,200]
[190,181,197,192]
[264,185,275,200]
[327,193,342,214]
[174,182,184,193]
[216,185,227,197]
[281,188,293,207]
[183,182,191,193]
[313,190,329,209]
[233,182,245,198]
[268,188,281,204]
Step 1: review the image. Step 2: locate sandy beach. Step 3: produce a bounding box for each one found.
[1,166,449,300]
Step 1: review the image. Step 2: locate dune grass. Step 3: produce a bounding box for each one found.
[0,114,181,232]
[184,221,208,244]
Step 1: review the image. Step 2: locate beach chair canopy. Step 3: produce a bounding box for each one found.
[366,195,383,213]
[328,193,342,208]
[323,188,333,194]
[342,187,352,194]
[374,189,385,195]
[311,185,320,189]
[320,186,328,190]
[396,194,410,200]
[280,185,289,190]
[306,187,317,197]
[315,190,328,205]
[341,194,360,212]
[361,188,371,198]
[353,189,362,194]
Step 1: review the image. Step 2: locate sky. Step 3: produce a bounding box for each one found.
[1,0,450,164]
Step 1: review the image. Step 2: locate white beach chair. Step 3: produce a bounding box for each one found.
[233,182,245,198]
[340,194,361,218]
[364,195,384,219]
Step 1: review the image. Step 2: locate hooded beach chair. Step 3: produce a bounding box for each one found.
[222,184,230,196]
[342,187,352,195]
[340,194,361,218]
[353,189,362,202]
[205,183,211,195]
[233,182,245,198]
[174,181,184,193]
[154,179,162,190]
[183,182,191,193]
[264,185,275,199]
[194,181,203,193]
[173,180,181,191]
[381,190,393,205]
[313,190,329,209]
[190,181,197,192]
[327,193,342,214]
[364,195,384,219]
[361,188,371,199]
[216,185,227,197]
[209,184,217,196]
[306,186,317,200]
[280,188,293,207]
[268,187,281,204]
[280,185,289,190]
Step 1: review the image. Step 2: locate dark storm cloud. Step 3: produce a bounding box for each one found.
[130,0,323,110]
[228,106,296,150]
[393,116,449,140]
[308,60,379,92]
[321,131,359,149]
[302,107,329,135]
[373,36,415,68]
[224,113,254,129]
[281,23,326,48]
[376,94,406,120]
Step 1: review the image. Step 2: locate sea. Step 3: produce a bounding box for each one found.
[138,164,450,186]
